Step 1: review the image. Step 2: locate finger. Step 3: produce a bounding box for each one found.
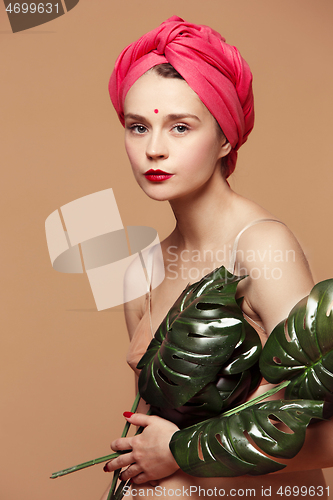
[131,472,153,485]
[123,411,154,427]
[111,437,133,452]
[120,464,143,481]
[103,451,134,473]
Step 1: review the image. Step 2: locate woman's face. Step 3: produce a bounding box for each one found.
[123,71,231,202]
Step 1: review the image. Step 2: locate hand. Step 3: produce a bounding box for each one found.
[104,413,180,484]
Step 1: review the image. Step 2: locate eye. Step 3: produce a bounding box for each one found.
[173,124,189,134]
[129,124,148,134]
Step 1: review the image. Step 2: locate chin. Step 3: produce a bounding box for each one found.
[144,191,172,202]
[138,184,173,202]
[139,180,199,202]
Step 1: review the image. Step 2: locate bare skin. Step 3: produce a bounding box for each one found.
[101,72,333,499]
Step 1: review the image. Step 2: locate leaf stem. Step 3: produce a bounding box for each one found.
[222,380,290,417]
[114,479,131,500]
[50,383,290,481]
[107,392,142,500]
[50,452,122,478]
[50,392,141,480]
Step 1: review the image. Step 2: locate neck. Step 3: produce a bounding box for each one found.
[168,171,236,254]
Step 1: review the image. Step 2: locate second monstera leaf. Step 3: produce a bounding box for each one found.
[260,279,333,401]
[170,399,325,477]
[137,266,262,421]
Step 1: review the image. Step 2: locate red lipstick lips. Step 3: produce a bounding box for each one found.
[144,169,173,182]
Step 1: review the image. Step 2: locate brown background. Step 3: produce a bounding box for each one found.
[1,1,333,498]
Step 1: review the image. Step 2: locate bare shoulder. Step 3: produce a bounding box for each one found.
[234,219,314,333]
[236,219,311,273]
[237,220,309,263]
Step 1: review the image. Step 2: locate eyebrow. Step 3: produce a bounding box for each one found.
[167,113,200,122]
[124,113,201,122]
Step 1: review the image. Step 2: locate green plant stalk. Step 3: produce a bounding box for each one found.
[107,393,141,500]
[50,392,141,480]
[107,409,154,499]
[222,380,290,417]
[106,471,118,500]
[50,382,289,481]
[50,452,122,479]
[107,381,290,500]
[114,479,131,500]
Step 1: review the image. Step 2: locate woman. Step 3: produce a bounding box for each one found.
[102,16,333,499]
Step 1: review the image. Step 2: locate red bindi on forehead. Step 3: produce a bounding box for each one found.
[154,109,159,113]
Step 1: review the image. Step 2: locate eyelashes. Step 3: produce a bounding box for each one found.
[173,124,189,133]
[126,123,190,135]
[129,124,148,134]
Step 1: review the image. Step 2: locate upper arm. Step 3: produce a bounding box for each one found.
[123,243,165,339]
[123,256,148,340]
[235,222,314,333]
[124,295,145,340]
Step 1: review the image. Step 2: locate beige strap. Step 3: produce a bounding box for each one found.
[147,219,286,338]
[228,218,286,274]
[228,218,287,334]
[145,248,155,338]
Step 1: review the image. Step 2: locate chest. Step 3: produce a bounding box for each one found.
[149,259,249,334]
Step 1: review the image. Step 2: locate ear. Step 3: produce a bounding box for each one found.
[218,140,232,159]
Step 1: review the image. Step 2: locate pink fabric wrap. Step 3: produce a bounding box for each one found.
[109,16,254,176]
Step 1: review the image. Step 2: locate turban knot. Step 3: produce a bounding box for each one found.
[109,16,254,177]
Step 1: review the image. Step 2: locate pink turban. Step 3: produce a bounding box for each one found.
[109,16,254,177]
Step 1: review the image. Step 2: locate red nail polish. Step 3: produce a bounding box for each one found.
[123,411,134,418]
[103,463,109,472]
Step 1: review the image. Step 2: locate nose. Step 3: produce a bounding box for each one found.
[146,131,168,160]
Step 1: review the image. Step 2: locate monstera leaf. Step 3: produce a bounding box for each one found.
[169,399,325,477]
[260,279,333,401]
[51,278,333,497]
[137,266,262,423]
